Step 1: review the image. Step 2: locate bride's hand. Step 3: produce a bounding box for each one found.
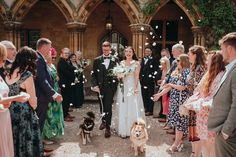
[134,89,138,94]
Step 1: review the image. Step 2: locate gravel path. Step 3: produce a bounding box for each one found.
[48,101,191,157]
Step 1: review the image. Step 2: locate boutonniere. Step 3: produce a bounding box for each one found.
[111,57,115,62]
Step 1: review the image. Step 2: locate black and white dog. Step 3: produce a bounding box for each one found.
[78,111,95,145]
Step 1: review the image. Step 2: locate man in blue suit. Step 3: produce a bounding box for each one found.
[35,38,62,133]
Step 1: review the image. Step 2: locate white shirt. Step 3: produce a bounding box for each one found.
[103,55,111,69]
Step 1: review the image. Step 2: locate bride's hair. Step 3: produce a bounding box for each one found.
[123,46,138,61]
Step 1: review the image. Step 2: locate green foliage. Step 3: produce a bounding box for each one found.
[186,0,236,49]
[139,0,160,16]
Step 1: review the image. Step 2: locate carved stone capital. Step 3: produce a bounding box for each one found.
[191,26,202,35]
[130,23,151,34]
[3,21,22,31]
[66,22,87,32]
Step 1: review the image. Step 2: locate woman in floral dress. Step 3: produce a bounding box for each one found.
[182,52,225,157]
[6,46,43,157]
[186,45,207,156]
[153,54,190,152]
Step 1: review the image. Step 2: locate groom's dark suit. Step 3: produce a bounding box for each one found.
[35,52,56,131]
[91,56,118,127]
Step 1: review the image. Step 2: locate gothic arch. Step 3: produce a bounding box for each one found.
[77,0,140,24]
[145,0,203,26]
[10,0,74,22]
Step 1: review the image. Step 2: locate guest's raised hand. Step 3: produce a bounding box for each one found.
[152,93,160,101]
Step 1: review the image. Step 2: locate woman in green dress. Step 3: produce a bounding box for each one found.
[42,48,64,139]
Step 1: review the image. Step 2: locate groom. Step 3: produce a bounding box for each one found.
[91,41,118,138]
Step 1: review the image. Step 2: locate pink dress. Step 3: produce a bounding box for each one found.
[183,71,224,140]
[0,76,14,157]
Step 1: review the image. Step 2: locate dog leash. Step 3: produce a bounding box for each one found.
[96,92,106,124]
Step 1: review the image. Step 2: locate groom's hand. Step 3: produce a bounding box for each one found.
[91,86,100,93]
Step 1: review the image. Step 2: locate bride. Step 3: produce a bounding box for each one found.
[115,46,145,138]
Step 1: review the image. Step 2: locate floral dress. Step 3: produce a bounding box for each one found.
[186,65,206,138]
[167,68,190,135]
[8,71,43,157]
[42,64,64,139]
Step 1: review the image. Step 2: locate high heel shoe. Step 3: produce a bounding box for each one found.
[166,143,184,153]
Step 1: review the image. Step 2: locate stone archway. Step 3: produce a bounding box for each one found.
[144,0,202,26]
[11,0,74,22]
[77,0,139,24]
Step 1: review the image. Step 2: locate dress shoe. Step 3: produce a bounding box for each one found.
[99,122,106,130]
[145,112,153,116]
[64,117,73,122]
[105,128,111,138]
[158,118,167,123]
[43,140,54,145]
[166,129,175,135]
[67,114,75,119]
[44,148,54,152]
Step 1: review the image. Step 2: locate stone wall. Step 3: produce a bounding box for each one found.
[22,1,69,54]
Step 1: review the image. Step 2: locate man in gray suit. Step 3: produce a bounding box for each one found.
[208,32,236,157]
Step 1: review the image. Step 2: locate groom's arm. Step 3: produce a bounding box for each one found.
[91,58,99,87]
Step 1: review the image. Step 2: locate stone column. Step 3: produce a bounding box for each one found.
[130,23,150,57]
[3,21,22,49]
[66,22,86,53]
[191,26,205,46]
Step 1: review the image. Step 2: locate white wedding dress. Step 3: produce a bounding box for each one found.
[115,60,145,137]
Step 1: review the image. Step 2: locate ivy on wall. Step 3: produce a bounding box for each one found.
[134,0,160,16]
[186,0,236,49]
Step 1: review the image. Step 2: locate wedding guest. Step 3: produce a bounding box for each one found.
[0,40,17,78]
[70,53,84,108]
[57,48,75,122]
[160,42,185,134]
[157,56,170,123]
[140,47,160,117]
[6,46,43,157]
[153,54,190,152]
[186,45,207,156]
[182,52,225,157]
[42,49,64,141]
[0,43,27,157]
[161,48,174,65]
[35,38,62,132]
[208,32,236,157]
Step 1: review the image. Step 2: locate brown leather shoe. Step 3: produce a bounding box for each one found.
[67,114,75,119]
[64,117,73,122]
[105,128,111,138]
[44,148,54,152]
[99,122,106,130]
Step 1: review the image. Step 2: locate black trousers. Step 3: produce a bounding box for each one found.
[98,85,115,127]
[141,84,155,113]
[61,86,73,118]
[36,101,49,132]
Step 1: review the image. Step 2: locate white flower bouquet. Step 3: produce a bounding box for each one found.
[111,63,131,79]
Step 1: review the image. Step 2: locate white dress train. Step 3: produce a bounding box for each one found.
[115,61,145,137]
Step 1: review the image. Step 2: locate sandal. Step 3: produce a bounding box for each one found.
[163,126,171,130]
[190,152,195,157]
[166,143,184,153]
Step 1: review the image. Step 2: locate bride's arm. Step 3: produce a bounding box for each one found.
[134,61,141,93]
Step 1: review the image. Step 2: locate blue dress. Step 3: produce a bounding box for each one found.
[9,71,43,157]
[167,68,190,135]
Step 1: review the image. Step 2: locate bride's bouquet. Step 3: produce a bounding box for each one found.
[111,63,131,79]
